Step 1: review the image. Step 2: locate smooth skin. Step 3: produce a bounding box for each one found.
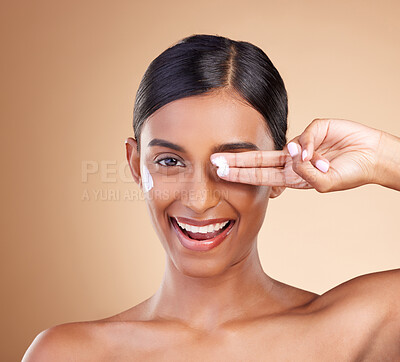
[23,90,400,361]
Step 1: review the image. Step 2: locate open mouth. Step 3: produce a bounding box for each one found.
[170,217,234,241]
[169,216,236,251]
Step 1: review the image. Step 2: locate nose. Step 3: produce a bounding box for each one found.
[180,159,222,214]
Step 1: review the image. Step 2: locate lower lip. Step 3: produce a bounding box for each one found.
[170,217,235,252]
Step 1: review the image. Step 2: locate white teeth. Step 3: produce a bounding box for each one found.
[176,219,230,234]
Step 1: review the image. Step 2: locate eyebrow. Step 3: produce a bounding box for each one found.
[147,138,260,153]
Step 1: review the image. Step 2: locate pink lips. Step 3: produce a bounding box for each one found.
[170,217,235,252]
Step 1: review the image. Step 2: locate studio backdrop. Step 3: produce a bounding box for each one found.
[1,0,399,361]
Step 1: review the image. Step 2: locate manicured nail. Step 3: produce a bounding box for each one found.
[287,142,299,157]
[315,160,329,173]
[302,149,308,161]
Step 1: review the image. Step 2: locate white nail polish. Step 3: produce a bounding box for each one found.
[315,160,329,173]
[287,142,299,157]
[302,149,308,161]
[141,164,153,192]
[212,156,229,177]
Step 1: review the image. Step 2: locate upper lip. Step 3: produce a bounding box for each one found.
[173,216,234,227]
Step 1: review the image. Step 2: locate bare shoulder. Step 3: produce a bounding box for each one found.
[309,268,400,359]
[312,268,400,313]
[22,298,159,361]
[22,321,97,362]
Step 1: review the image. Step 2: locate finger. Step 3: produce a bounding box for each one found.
[286,134,309,161]
[285,137,301,158]
[309,152,330,173]
[210,150,287,168]
[297,119,330,162]
[218,165,314,189]
[216,166,287,186]
[286,119,329,161]
[289,142,332,192]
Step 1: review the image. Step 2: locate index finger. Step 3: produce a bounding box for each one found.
[210,150,287,168]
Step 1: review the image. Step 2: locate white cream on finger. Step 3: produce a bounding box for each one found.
[211,156,229,177]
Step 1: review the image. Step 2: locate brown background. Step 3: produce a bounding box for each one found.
[1,0,400,360]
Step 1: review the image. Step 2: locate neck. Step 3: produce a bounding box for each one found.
[146,242,278,331]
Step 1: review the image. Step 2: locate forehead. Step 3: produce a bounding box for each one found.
[141,91,274,154]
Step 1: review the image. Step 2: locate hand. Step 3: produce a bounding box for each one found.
[210,118,384,193]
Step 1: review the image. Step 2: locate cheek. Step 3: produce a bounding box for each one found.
[141,164,154,192]
[243,188,270,242]
[146,163,202,202]
[230,184,270,232]
[142,164,181,212]
[227,183,270,210]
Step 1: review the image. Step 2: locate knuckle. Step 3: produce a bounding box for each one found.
[255,150,263,167]
[312,118,326,123]
[314,182,330,193]
[298,132,307,144]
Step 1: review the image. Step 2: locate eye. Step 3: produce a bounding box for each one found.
[156,156,185,168]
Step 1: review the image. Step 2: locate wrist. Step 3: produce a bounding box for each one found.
[373,131,400,191]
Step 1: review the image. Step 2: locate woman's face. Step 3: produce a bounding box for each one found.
[127,90,285,278]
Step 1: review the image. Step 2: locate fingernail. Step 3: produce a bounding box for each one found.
[287,142,299,157]
[302,149,308,161]
[212,156,229,177]
[315,160,329,173]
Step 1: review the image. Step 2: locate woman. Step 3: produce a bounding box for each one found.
[23,34,400,361]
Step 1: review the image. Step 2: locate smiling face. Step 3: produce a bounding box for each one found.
[126,89,285,278]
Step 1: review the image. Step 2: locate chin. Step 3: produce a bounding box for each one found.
[173,257,231,279]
